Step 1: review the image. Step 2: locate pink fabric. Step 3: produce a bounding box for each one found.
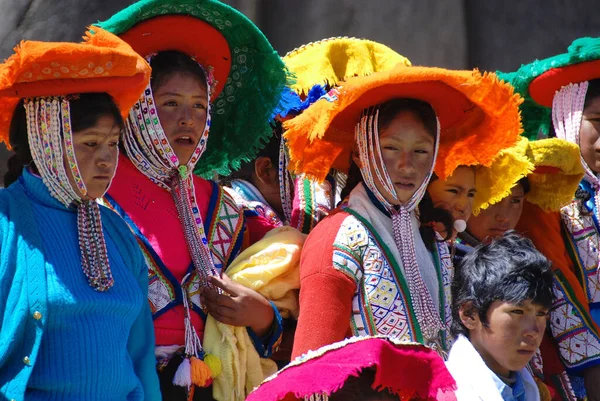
[248,337,457,401]
[108,154,213,345]
[245,214,279,244]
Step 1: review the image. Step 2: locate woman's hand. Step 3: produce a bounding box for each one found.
[201,274,275,337]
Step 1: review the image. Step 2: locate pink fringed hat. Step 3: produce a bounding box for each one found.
[246,336,457,401]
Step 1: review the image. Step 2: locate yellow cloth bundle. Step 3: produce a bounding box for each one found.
[203,226,305,401]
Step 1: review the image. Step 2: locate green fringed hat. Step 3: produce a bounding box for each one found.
[497,37,600,140]
[96,0,289,176]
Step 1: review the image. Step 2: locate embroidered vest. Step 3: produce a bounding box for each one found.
[549,198,600,368]
[103,182,245,319]
[330,209,453,354]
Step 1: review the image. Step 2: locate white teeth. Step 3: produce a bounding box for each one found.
[181,136,190,140]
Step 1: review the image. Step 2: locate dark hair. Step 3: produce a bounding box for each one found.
[451,231,554,338]
[3,93,123,187]
[419,191,454,246]
[221,122,282,186]
[584,78,600,109]
[150,50,208,92]
[517,176,531,195]
[330,368,396,401]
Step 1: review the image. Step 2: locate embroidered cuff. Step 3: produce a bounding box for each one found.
[247,301,283,358]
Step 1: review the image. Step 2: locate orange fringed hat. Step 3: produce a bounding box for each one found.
[284,65,523,182]
[0,27,151,147]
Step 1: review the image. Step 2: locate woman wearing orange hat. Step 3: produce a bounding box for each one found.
[0,29,160,401]
[283,64,522,358]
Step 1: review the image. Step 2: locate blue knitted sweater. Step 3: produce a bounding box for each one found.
[0,170,161,401]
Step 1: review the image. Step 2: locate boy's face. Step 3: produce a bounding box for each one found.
[460,299,548,377]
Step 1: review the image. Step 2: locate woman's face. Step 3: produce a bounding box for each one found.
[358,111,435,204]
[66,114,121,199]
[153,72,209,165]
[579,94,600,173]
[466,184,526,243]
[427,166,476,223]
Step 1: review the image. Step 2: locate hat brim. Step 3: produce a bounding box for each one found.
[118,15,231,100]
[0,28,151,147]
[473,138,584,214]
[284,65,523,182]
[529,59,600,107]
[246,336,456,401]
[526,138,584,211]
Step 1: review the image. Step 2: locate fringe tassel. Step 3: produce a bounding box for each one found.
[190,356,213,387]
[204,353,222,377]
[173,357,192,388]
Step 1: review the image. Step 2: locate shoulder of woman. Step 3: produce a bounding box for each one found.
[99,206,143,266]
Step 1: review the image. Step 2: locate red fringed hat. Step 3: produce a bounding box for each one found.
[246,336,457,401]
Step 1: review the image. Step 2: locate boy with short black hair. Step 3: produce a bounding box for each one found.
[447,231,554,401]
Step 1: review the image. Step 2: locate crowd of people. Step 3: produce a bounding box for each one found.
[1,0,600,400]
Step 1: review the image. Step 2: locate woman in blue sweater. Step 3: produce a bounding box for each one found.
[0,29,160,401]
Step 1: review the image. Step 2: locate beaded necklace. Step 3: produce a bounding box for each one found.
[552,82,600,225]
[121,58,222,386]
[355,106,445,343]
[123,63,218,292]
[25,96,114,291]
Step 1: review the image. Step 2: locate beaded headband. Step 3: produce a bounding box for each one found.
[25,96,115,291]
[122,54,223,386]
[552,82,600,214]
[123,56,219,290]
[356,105,445,342]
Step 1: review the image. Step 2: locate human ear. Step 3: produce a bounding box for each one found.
[254,157,278,186]
[459,301,479,330]
[351,148,363,169]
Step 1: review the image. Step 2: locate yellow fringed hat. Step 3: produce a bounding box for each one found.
[474,137,584,214]
[284,64,523,182]
[283,37,410,95]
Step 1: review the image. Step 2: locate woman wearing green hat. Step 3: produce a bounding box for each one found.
[95,0,289,399]
[510,37,600,400]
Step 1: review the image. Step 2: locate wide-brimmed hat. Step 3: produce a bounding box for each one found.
[97,0,290,175]
[246,336,457,401]
[0,27,151,147]
[284,64,523,182]
[498,37,600,140]
[283,37,410,96]
[473,137,583,214]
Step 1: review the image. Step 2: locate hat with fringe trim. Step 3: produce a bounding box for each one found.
[283,37,410,96]
[284,65,523,182]
[473,137,584,214]
[497,37,600,140]
[473,137,533,214]
[96,0,290,176]
[246,336,457,401]
[0,27,151,147]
